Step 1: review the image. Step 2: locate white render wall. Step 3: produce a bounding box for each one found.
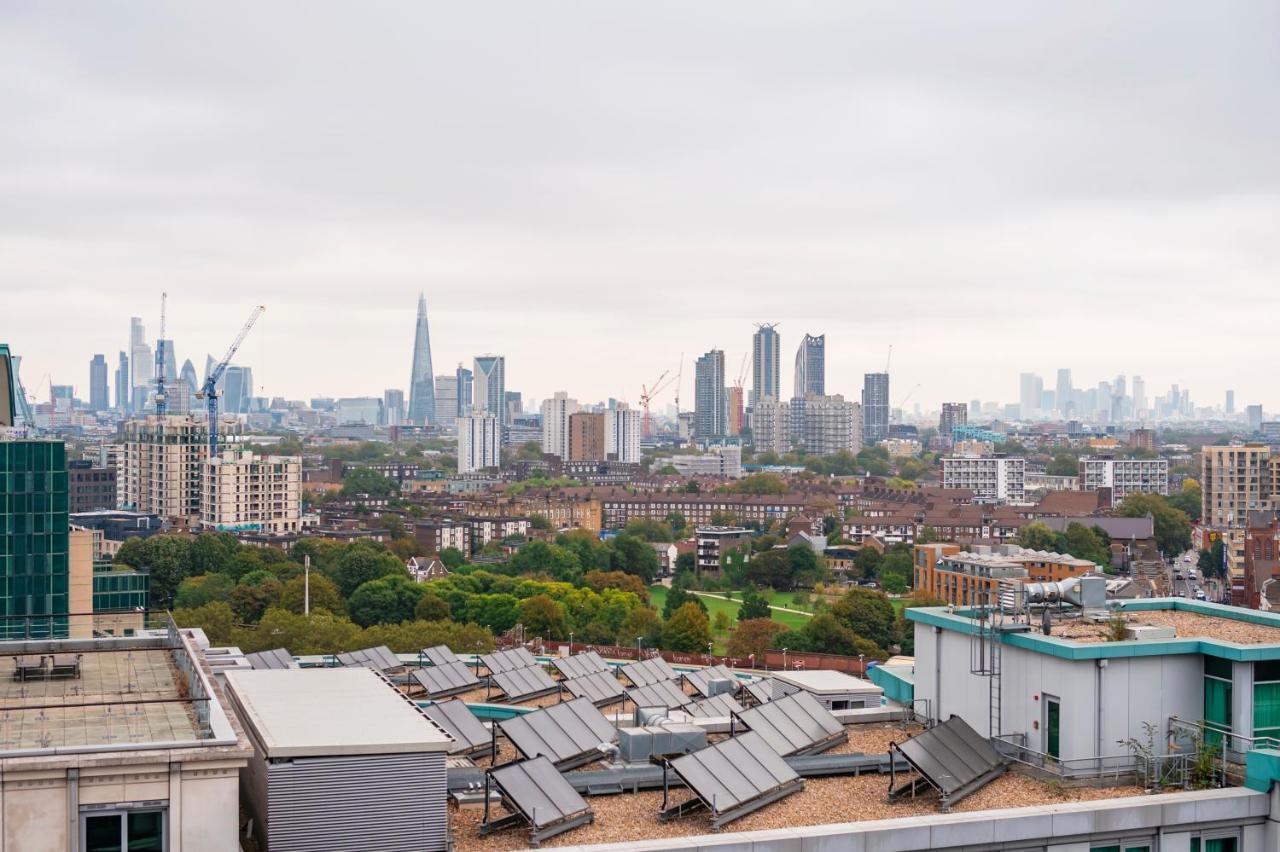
[914,623,1204,763]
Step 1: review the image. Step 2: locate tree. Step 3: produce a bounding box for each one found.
[511,540,582,582]
[675,552,695,574]
[229,570,284,622]
[831,588,897,651]
[1117,493,1193,556]
[584,569,649,602]
[278,572,344,615]
[801,612,861,655]
[1061,522,1111,567]
[341,467,396,497]
[786,544,823,589]
[332,545,406,597]
[662,602,712,652]
[617,606,663,649]
[516,440,543,461]
[1167,481,1203,523]
[726,618,786,661]
[855,547,882,580]
[738,589,772,621]
[683,479,701,494]
[235,607,363,656]
[625,519,675,542]
[712,610,733,635]
[1047,452,1079,477]
[1017,522,1058,551]
[519,594,570,639]
[528,514,553,532]
[189,532,240,575]
[743,549,791,590]
[664,512,687,538]
[414,593,453,622]
[1199,540,1226,579]
[115,535,194,607]
[172,602,236,645]
[347,574,426,627]
[729,473,788,495]
[378,513,407,539]
[875,546,913,594]
[662,584,707,619]
[608,534,660,583]
[174,573,236,609]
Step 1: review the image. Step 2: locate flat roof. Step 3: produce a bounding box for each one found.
[224,668,452,758]
[770,670,883,695]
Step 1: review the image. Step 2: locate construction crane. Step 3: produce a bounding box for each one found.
[895,383,921,410]
[639,369,678,437]
[885,344,893,374]
[196,305,265,457]
[153,292,169,415]
[734,352,749,391]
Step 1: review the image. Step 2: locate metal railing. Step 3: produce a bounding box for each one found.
[992,734,1145,784]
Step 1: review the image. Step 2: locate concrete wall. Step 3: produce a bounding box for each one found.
[914,623,1205,764]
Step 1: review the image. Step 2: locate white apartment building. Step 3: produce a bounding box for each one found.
[751,399,791,455]
[201,450,302,534]
[802,394,861,456]
[457,411,500,473]
[1202,444,1273,528]
[942,455,1026,502]
[1078,456,1169,502]
[605,406,641,464]
[118,415,208,522]
[655,444,743,479]
[540,391,578,459]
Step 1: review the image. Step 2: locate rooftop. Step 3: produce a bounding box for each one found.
[770,670,882,695]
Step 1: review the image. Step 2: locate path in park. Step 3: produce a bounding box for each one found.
[690,590,813,617]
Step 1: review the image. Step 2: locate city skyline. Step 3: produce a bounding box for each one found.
[4,3,1278,411]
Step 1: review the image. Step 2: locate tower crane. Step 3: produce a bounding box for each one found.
[196,305,265,457]
[639,369,678,437]
[154,292,169,415]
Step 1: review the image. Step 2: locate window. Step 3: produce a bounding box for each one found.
[81,807,165,852]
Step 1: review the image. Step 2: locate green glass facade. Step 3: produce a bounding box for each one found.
[93,568,150,612]
[1204,655,1233,748]
[0,440,69,638]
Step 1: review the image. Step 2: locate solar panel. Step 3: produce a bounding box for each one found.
[483,756,594,844]
[421,644,462,667]
[563,670,626,706]
[498,697,618,769]
[744,677,800,705]
[421,698,492,755]
[890,715,1006,807]
[551,651,610,680]
[336,645,403,672]
[684,664,736,698]
[684,692,744,719]
[733,690,846,756]
[621,656,678,688]
[489,664,559,702]
[661,731,803,828]
[412,661,480,698]
[626,679,692,710]
[482,647,539,675]
[245,648,296,670]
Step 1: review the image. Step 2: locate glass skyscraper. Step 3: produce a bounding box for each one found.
[407,293,436,426]
[694,349,726,440]
[793,334,825,397]
[752,323,780,406]
[862,372,890,444]
[0,440,70,639]
[473,356,506,428]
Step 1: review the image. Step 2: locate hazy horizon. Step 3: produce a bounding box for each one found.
[4,2,1278,412]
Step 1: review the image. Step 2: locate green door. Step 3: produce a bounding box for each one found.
[1046,697,1061,760]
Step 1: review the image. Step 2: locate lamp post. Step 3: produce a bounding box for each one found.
[859,654,865,676]
[707,642,713,666]
[782,647,788,671]
[569,632,574,652]
[637,636,643,661]
[303,554,311,616]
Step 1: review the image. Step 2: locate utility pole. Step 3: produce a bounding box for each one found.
[304,555,311,616]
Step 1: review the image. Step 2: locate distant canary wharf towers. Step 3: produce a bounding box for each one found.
[407,293,436,425]
[794,333,825,397]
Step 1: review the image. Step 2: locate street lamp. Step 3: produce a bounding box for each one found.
[782,647,788,671]
[707,642,713,666]
[859,654,865,677]
[569,632,574,651]
[637,636,643,661]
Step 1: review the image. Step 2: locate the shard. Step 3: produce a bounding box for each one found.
[407,293,436,425]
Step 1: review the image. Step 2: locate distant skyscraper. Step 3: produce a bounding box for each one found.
[130,316,152,414]
[383,389,405,426]
[605,407,641,464]
[793,334,825,398]
[89,355,109,411]
[1132,376,1146,419]
[541,392,579,459]
[434,374,458,427]
[407,293,436,426]
[473,356,506,428]
[694,349,726,440]
[751,323,780,406]
[1226,390,1235,415]
[1056,368,1073,415]
[939,402,967,441]
[179,360,198,413]
[504,391,522,424]
[1018,372,1042,420]
[115,352,129,413]
[455,365,474,417]
[861,373,890,444]
[205,357,252,415]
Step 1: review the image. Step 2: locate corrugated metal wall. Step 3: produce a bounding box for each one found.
[265,752,447,851]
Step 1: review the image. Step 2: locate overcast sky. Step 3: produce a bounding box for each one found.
[4,2,1278,414]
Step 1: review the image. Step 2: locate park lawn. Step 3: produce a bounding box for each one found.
[649,586,812,643]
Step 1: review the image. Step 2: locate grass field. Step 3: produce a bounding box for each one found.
[648,586,814,648]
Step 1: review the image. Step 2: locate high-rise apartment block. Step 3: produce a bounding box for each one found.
[939,402,967,441]
[942,455,1026,502]
[201,450,301,534]
[568,411,606,461]
[89,354,109,411]
[726,386,744,436]
[604,406,641,464]
[1018,373,1043,420]
[793,334,824,398]
[541,392,579,459]
[803,395,861,456]
[68,460,117,513]
[407,293,436,425]
[1202,445,1273,528]
[1078,457,1169,503]
[473,356,506,429]
[751,323,780,406]
[119,416,208,522]
[0,440,70,639]
[455,365,474,417]
[751,399,791,455]
[694,349,725,441]
[861,372,890,445]
[457,412,500,473]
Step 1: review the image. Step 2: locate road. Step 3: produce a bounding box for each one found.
[1164,550,1225,603]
